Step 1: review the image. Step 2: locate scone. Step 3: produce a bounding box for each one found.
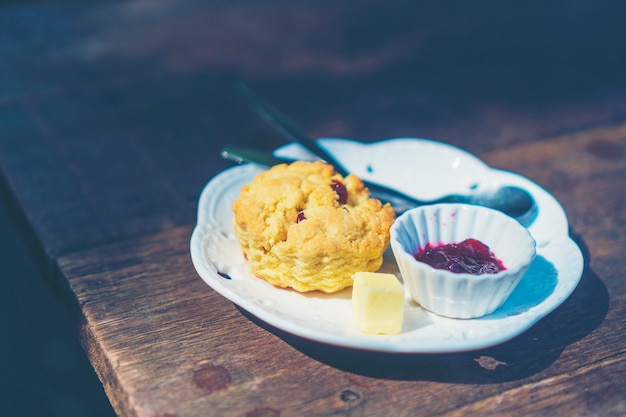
[232,160,396,293]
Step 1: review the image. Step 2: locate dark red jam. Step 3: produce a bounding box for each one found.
[414,238,505,275]
[330,180,348,204]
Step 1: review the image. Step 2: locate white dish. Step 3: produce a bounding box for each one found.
[391,204,537,319]
[190,138,583,353]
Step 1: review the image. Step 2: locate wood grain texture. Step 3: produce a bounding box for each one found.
[483,121,626,289]
[2,0,626,260]
[55,219,623,417]
[2,0,626,416]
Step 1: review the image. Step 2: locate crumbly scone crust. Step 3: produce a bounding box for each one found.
[232,161,396,293]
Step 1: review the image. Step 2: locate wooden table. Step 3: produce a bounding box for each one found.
[2,1,625,416]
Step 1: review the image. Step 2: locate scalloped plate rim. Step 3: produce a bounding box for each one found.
[190,138,583,353]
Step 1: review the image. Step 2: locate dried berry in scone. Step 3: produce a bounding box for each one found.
[232,161,396,293]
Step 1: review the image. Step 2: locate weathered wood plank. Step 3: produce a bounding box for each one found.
[483,121,626,288]
[57,215,622,417]
[2,1,626,416]
[2,0,626,262]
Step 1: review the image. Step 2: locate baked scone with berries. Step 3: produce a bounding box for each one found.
[232,160,396,293]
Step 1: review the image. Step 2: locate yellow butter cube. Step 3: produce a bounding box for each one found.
[352,272,404,334]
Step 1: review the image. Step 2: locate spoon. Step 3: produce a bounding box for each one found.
[221,145,536,219]
[234,83,536,219]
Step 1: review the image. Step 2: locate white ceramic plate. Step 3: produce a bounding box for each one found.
[190,138,583,353]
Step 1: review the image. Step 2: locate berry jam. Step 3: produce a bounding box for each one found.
[330,180,348,204]
[414,238,505,275]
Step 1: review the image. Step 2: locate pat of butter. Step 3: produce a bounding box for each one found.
[352,272,404,334]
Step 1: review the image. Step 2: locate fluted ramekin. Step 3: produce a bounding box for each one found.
[390,204,536,319]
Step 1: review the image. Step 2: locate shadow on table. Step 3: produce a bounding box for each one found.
[243,229,608,384]
[0,193,116,416]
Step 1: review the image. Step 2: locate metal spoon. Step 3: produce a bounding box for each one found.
[221,145,536,219]
[234,83,536,220]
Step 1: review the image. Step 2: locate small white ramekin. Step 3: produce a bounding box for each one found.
[390,203,536,319]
